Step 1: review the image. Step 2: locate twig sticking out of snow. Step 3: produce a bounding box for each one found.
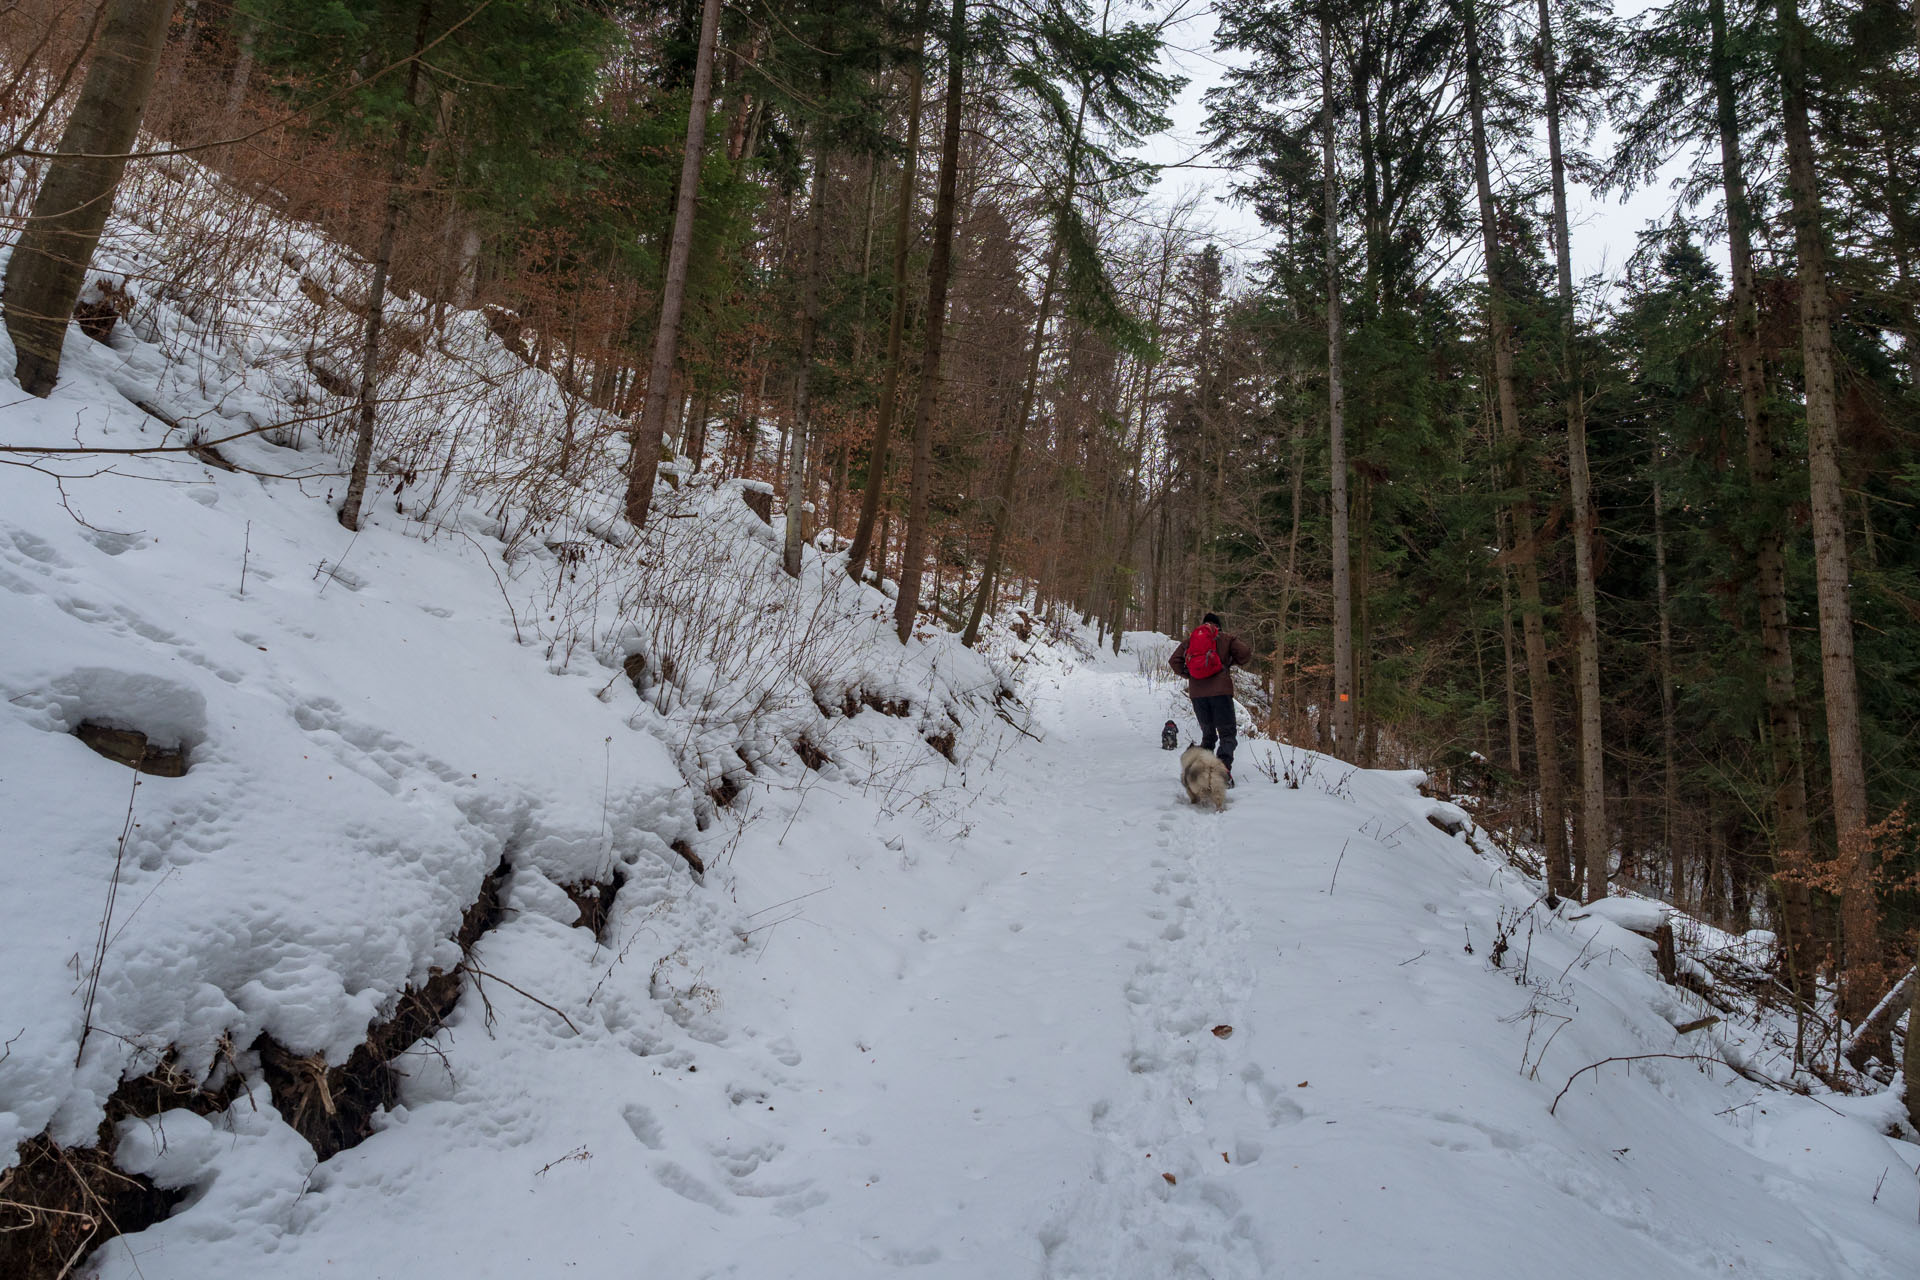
[1327,839,1349,894]
[76,769,140,1068]
[458,965,580,1034]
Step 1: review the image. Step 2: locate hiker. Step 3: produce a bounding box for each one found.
[1169,612,1251,784]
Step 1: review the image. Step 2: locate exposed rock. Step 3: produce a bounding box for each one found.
[73,721,188,776]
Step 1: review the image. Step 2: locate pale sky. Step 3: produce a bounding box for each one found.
[1134,0,1687,290]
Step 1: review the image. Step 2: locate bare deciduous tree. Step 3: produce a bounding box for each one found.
[5,0,174,397]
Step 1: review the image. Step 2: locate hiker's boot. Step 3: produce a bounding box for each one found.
[1224,762,1236,789]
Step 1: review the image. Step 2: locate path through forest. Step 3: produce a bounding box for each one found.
[669,664,1918,1279]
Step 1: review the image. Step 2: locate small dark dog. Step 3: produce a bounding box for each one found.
[1160,719,1179,751]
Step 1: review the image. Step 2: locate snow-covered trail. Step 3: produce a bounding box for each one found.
[748,669,1270,1277]
[683,664,1920,1280]
[58,657,1920,1280]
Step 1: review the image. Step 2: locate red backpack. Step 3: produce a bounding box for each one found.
[1185,625,1223,679]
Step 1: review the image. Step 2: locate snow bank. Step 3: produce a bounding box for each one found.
[1570,896,1673,934]
[0,146,1019,1187]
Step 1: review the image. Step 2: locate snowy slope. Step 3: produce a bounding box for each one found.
[4,157,1919,1279]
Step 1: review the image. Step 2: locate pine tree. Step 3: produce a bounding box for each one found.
[1461,0,1571,896]
[1534,0,1609,898]
[1779,0,1876,1022]
[1319,9,1355,749]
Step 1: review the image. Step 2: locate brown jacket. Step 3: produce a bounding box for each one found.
[1169,626,1251,699]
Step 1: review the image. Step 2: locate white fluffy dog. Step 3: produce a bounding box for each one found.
[1180,745,1229,811]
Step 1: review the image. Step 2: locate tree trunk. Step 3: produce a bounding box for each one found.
[1537,0,1607,899]
[1780,0,1875,1022]
[1464,0,1569,897]
[961,234,1065,646]
[338,0,433,532]
[894,0,965,643]
[1905,965,1920,1131]
[784,145,832,578]
[686,393,709,474]
[5,0,175,397]
[226,14,254,117]
[1653,460,1678,894]
[1276,404,1307,731]
[1711,0,1815,994]
[1322,17,1356,749]
[962,83,1092,648]
[847,1,929,580]
[623,0,721,528]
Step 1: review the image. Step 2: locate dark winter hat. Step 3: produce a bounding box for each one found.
[1202,612,1221,627]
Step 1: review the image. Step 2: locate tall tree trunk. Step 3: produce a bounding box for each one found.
[686,393,709,474]
[1711,0,1815,994]
[1780,0,1875,1023]
[894,0,965,643]
[1652,460,1679,895]
[1493,464,1524,777]
[623,0,722,528]
[339,0,433,532]
[1537,0,1607,899]
[226,13,254,117]
[1463,0,1569,897]
[848,1,929,580]
[960,235,1065,646]
[1276,404,1307,731]
[1905,966,1920,1131]
[5,0,175,397]
[1322,17,1356,748]
[785,145,832,578]
[962,84,1092,648]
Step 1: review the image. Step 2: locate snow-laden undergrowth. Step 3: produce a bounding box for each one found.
[3,152,1918,1279]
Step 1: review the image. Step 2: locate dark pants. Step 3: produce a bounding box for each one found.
[1191,694,1236,767]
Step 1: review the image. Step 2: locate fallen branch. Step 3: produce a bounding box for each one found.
[994,702,1043,741]
[458,964,579,1034]
[1550,1053,1722,1115]
[454,529,523,644]
[1840,966,1916,1056]
[1550,1050,1843,1117]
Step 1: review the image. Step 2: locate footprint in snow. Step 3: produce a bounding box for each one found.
[652,1161,733,1213]
[621,1103,665,1149]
